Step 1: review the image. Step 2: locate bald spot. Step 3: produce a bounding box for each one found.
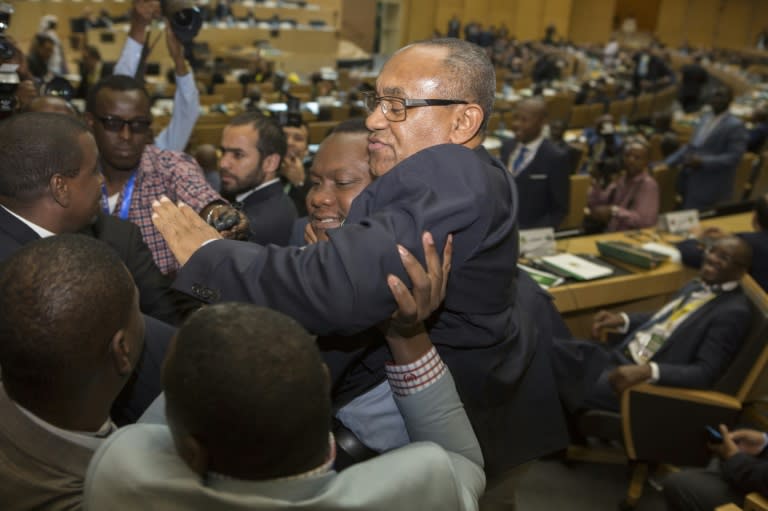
[25,96,77,116]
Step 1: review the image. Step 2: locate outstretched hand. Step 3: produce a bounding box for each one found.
[151,196,221,266]
[386,232,452,340]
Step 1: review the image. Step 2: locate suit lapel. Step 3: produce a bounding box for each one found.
[651,291,725,359]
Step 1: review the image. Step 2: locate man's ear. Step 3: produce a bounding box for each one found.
[49,174,70,208]
[170,425,209,476]
[110,329,135,377]
[262,153,282,179]
[449,104,485,146]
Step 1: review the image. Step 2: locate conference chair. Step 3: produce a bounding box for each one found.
[568,275,768,510]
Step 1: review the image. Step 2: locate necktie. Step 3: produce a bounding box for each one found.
[512,146,528,175]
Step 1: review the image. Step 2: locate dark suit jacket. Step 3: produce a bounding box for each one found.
[174,144,565,474]
[501,138,570,229]
[0,207,188,325]
[665,113,748,210]
[620,281,751,389]
[240,181,297,246]
[677,232,768,293]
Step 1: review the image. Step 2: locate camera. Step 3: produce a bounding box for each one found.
[275,94,303,128]
[0,63,19,120]
[162,0,203,44]
[0,3,15,62]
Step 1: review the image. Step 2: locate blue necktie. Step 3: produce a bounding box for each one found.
[512,146,528,175]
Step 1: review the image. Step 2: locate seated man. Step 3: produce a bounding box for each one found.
[85,236,487,510]
[0,234,145,509]
[586,138,659,232]
[677,193,768,292]
[664,424,768,511]
[585,236,753,412]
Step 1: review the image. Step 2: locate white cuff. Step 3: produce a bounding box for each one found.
[648,362,660,382]
[618,312,630,334]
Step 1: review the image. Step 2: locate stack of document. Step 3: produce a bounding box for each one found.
[538,253,613,281]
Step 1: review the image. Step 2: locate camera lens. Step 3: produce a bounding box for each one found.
[0,38,14,61]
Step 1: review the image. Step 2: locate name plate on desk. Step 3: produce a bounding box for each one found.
[519,228,556,258]
[658,210,699,234]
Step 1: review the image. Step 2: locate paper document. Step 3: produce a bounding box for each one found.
[539,253,613,281]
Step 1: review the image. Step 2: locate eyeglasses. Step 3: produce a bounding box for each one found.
[95,116,152,134]
[362,92,468,122]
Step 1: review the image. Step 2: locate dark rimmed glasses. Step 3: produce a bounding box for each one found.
[95,115,153,134]
[362,92,468,122]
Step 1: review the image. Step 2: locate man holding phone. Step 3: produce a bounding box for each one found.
[664,424,768,510]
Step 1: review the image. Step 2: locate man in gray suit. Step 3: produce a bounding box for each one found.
[0,235,145,510]
[665,86,748,210]
[85,235,487,510]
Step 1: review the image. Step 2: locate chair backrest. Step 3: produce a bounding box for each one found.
[568,104,593,129]
[652,165,681,213]
[632,93,654,122]
[308,120,340,144]
[609,98,633,121]
[751,152,768,200]
[559,174,590,230]
[713,275,768,401]
[730,153,758,202]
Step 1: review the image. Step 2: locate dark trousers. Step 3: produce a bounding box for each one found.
[664,465,743,511]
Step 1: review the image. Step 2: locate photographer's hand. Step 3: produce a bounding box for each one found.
[164,22,188,76]
[129,0,161,43]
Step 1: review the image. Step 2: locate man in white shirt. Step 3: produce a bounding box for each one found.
[0,234,145,510]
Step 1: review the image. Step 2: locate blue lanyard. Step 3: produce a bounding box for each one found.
[101,172,137,220]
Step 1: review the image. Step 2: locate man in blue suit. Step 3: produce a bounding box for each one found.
[500,98,571,229]
[587,236,753,412]
[152,38,568,507]
[665,86,748,210]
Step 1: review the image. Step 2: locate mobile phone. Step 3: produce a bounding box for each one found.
[705,425,723,444]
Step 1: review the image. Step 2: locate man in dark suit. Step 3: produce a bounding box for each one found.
[665,86,748,210]
[501,98,570,229]
[632,50,674,94]
[0,112,177,423]
[152,38,568,506]
[219,112,297,246]
[664,424,768,511]
[587,236,753,412]
[679,54,709,113]
[0,112,186,325]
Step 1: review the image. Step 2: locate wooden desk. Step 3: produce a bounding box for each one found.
[549,212,753,337]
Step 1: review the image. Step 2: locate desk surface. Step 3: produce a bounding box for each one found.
[548,212,753,313]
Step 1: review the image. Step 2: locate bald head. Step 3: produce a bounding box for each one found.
[24,96,78,116]
[511,98,547,143]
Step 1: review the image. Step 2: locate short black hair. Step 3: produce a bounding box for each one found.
[228,112,287,161]
[330,117,369,135]
[0,112,90,200]
[402,38,496,131]
[756,194,768,231]
[164,304,329,480]
[0,234,135,399]
[86,74,151,114]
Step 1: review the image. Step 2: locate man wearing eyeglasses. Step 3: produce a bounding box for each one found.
[85,74,235,276]
[152,39,568,506]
